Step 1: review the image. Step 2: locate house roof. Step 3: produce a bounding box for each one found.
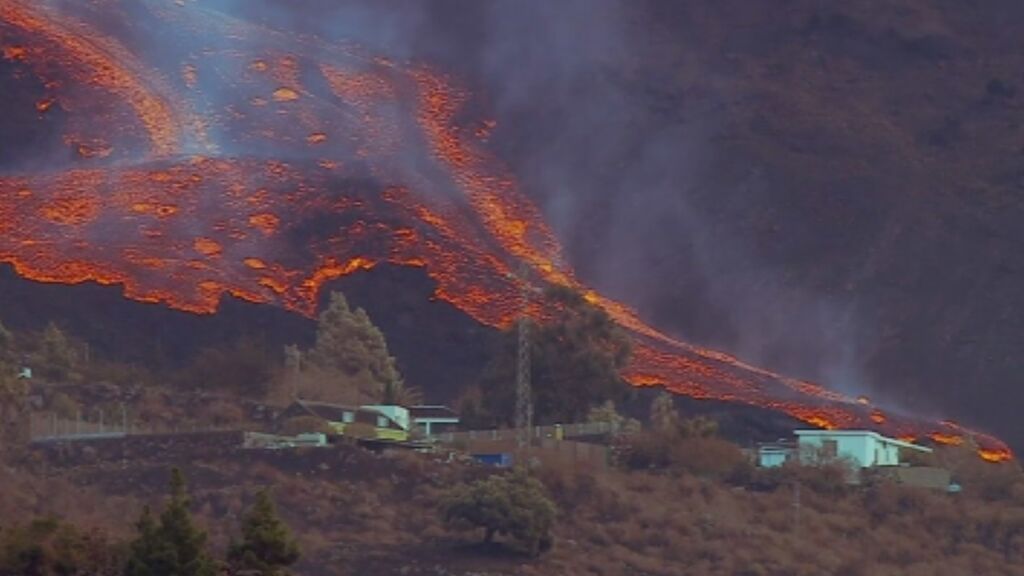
[409,405,459,420]
[288,399,358,422]
[794,429,933,453]
[758,441,796,453]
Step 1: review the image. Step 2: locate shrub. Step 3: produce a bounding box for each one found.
[278,416,332,436]
[0,517,123,575]
[672,437,748,480]
[442,469,556,556]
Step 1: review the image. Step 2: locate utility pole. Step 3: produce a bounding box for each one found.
[515,263,533,453]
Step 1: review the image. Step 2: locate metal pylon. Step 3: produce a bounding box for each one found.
[515,263,532,449]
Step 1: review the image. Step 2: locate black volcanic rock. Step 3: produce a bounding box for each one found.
[0,264,494,404]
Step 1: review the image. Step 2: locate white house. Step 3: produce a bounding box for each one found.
[794,429,931,468]
[363,405,411,431]
[757,441,797,468]
[408,405,460,437]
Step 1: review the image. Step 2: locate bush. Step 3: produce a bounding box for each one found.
[442,469,557,556]
[618,432,749,480]
[0,517,123,576]
[278,416,332,436]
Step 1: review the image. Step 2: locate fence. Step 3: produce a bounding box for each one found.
[27,410,235,443]
[435,421,616,445]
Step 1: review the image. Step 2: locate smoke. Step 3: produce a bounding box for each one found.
[181,0,884,397]
[10,0,882,398]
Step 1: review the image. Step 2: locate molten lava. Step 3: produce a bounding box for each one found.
[0,0,1011,462]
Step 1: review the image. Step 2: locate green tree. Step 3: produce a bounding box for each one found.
[0,517,123,576]
[35,323,80,382]
[442,469,556,556]
[0,362,27,444]
[227,490,299,576]
[649,391,678,433]
[124,469,216,576]
[0,320,13,355]
[587,400,640,435]
[478,286,632,426]
[124,507,174,576]
[303,292,404,403]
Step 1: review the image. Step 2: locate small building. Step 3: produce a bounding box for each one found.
[757,440,797,468]
[795,429,932,468]
[279,400,409,442]
[363,405,411,432]
[409,405,460,437]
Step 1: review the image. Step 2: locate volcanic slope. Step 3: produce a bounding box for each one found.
[0,0,1010,459]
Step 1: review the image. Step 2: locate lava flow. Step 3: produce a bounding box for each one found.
[0,0,1011,462]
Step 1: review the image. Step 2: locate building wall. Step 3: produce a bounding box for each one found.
[797,432,928,467]
[758,451,789,468]
[877,441,900,466]
[798,433,876,467]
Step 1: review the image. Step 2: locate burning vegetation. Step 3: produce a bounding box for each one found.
[0,0,1010,462]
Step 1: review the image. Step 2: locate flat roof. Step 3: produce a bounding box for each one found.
[794,429,933,453]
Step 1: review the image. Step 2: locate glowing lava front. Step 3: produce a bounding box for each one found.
[0,0,1011,462]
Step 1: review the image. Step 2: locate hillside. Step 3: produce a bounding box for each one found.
[5,428,1024,576]
[442,0,1024,447]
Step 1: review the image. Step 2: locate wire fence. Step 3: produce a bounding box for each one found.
[434,421,616,444]
[27,411,235,443]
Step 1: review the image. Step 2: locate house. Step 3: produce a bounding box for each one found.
[279,400,409,442]
[408,405,460,437]
[794,429,932,468]
[757,440,797,468]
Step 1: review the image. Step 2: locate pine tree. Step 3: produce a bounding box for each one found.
[124,468,216,576]
[478,285,633,425]
[124,507,174,576]
[228,490,300,576]
[304,292,405,402]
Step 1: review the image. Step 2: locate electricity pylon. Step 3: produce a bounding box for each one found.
[515,263,533,450]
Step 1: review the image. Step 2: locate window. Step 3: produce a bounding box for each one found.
[822,439,838,459]
[377,415,388,428]
[342,411,354,423]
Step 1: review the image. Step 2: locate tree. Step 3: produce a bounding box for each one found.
[0,362,28,444]
[301,292,405,403]
[0,517,123,576]
[442,469,556,556]
[649,391,678,433]
[227,490,299,576]
[478,286,632,426]
[35,323,81,382]
[0,320,13,355]
[587,400,640,435]
[124,507,174,576]
[124,468,216,576]
[182,337,277,397]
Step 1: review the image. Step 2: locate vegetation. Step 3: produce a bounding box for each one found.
[474,285,632,427]
[124,468,217,576]
[287,292,416,405]
[442,468,557,556]
[0,517,123,575]
[228,490,300,576]
[586,400,641,434]
[181,337,278,397]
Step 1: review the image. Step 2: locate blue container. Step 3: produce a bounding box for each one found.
[472,453,513,467]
